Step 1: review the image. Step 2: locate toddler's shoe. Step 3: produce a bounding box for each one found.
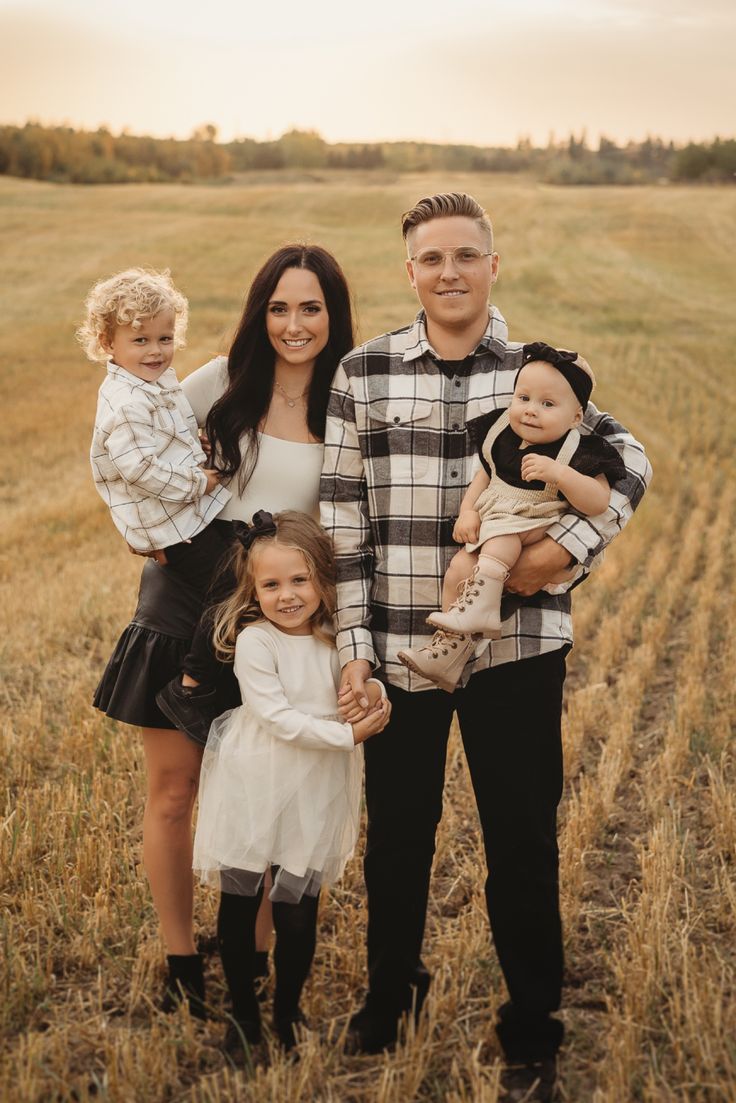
[156,677,220,746]
[397,630,476,692]
[427,558,508,638]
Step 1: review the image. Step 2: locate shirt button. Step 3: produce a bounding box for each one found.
[452,422,460,431]
[450,470,458,478]
[454,379,461,387]
[393,416,401,424]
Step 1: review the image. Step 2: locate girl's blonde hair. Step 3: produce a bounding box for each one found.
[212,512,337,661]
[77,267,189,362]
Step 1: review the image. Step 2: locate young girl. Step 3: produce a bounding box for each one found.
[82,267,230,596]
[398,342,627,690]
[193,510,390,1052]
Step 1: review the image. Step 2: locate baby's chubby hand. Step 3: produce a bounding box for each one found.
[520,454,562,485]
[452,509,481,544]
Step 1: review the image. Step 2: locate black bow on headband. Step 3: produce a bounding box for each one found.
[233,510,277,552]
[520,341,593,408]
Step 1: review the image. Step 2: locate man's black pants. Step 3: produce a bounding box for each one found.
[363,647,568,1061]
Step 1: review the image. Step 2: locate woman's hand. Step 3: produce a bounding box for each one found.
[199,432,212,461]
[351,697,392,744]
[127,543,168,565]
[453,509,481,544]
[203,468,221,494]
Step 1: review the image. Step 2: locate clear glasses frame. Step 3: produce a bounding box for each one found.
[409,246,495,269]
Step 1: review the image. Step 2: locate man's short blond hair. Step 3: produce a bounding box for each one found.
[401,192,494,251]
[77,267,188,362]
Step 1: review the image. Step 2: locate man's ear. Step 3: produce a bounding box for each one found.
[405,257,416,290]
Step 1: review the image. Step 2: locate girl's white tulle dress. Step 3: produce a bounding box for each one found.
[193,620,363,903]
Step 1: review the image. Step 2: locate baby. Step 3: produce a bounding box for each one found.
[398,341,626,689]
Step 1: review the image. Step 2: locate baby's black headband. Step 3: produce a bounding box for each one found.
[520,341,593,408]
[233,510,277,552]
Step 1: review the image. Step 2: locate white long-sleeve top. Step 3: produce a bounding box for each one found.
[234,621,355,751]
[91,362,230,551]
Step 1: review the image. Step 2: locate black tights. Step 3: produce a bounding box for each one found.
[217,886,319,1024]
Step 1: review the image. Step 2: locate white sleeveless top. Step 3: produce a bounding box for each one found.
[181,357,323,522]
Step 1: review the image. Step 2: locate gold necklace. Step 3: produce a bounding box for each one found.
[274,379,308,408]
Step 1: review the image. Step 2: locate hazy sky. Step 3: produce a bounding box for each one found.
[1,0,733,146]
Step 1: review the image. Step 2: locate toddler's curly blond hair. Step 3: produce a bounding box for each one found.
[77,267,189,362]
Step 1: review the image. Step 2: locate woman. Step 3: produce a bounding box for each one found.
[93,245,355,1015]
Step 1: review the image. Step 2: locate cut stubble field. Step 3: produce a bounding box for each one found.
[1,172,735,1102]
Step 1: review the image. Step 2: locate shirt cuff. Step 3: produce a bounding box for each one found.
[336,627,377,670]
[545,518,603,568]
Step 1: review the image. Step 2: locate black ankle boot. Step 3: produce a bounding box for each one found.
[223,1014,262,1059]
[161,953,207,1019]
[273,1008,307,1051]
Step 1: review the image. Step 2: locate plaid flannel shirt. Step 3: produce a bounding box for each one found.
[91,362,230,552]
[320,308,652,691]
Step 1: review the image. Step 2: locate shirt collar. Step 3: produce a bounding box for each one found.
[402,305,509,364]
[107,361,180,394]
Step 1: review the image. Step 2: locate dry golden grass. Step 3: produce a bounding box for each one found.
[1,172,735,1101]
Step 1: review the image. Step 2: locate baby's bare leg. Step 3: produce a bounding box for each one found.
[442,549,478,611]
[478,533,523,571]
[519,526,549,547]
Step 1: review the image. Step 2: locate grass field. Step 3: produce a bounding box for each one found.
[1,172,735,1102]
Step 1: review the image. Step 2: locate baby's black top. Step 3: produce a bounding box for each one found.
[466,408,627,497]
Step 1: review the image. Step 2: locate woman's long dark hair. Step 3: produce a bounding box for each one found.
[206,245,355,491]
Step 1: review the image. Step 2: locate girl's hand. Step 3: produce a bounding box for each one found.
[453,509,481,544]
[203,468,221,494]
[339,676,383,722]
[351,698,392,745]
[338,659,373,718]
[520,454,562,485]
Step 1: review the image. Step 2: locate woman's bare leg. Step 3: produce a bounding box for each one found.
[142,727,203,955]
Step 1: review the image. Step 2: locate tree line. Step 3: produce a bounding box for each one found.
[1,122,734,185]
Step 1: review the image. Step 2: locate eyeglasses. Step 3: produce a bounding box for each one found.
[410,246,495,270]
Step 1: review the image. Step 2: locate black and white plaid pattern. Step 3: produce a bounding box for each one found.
[320,309,652,690]
[91,363,230,552]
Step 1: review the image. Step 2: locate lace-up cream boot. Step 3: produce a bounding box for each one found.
[427,555,509,639]
[397,630,477,693]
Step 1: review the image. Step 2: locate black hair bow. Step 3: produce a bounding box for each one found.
[233,510,277,552]
[522,341,579,370]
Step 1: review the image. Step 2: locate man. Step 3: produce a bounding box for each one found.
[320,193,650,1099]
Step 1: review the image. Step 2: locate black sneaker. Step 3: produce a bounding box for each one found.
[155,677,220,745]
[500,1058,558,1102]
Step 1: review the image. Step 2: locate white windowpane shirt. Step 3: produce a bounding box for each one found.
[90,362,230,552]
[320,309,652,691]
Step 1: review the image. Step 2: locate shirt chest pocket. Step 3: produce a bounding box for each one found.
[367,398,433,480]
[154,404,197,451]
